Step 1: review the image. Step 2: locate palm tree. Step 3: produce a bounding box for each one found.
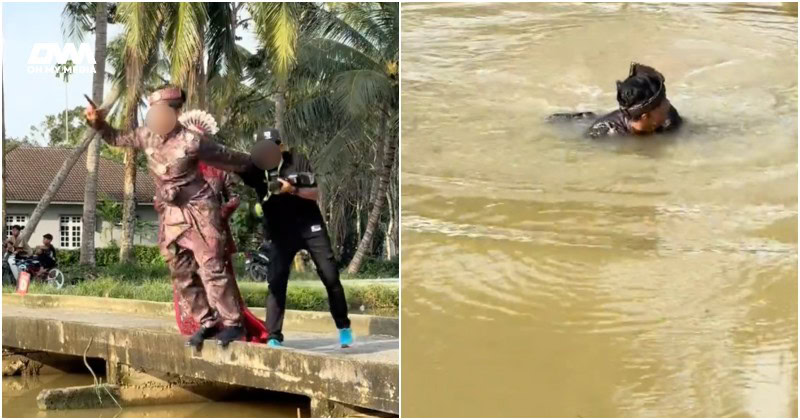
[291,3,399,273]
[62,1,111,265]
[248,2,316,144]
[243,3,398,273]
[2,64,6,231]
[19,131,99,246]
[112,2,243,262]
[114,2,163,263]
[54,60,75,147]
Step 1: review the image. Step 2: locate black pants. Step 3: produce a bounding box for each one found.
[266,225,350,342]
[38,255,55,270]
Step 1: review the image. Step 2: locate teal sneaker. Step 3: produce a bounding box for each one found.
[339,328,354,348]
[267,338,282,348]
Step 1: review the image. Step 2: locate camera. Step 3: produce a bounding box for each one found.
[267,172,316,195]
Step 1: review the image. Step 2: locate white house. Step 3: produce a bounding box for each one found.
[4,146,159,249]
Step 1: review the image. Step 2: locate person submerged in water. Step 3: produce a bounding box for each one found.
[547,62,682,138]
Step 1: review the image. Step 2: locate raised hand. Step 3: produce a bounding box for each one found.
[84,102,106,128]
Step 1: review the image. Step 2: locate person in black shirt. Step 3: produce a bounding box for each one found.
[547,63,682,138]
[239,129,352,348]
[34,234,57,270]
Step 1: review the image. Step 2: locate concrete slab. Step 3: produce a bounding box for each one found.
[2,300,398,414]
[2,294,399,338]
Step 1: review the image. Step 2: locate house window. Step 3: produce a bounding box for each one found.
[5,215,28,238]
[59,216,82,249]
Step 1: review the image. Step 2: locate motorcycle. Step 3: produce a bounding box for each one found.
[2,252,15,286]
[244,242,272,283]
[2,252,64,289]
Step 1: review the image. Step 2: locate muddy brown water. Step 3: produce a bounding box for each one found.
[2,373,305,418]
[401,2,797,417]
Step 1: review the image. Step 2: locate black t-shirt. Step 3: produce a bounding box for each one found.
[585,106,682,138]
[37,244,56,268]
[42,244,57,260]
[237,151,324,238]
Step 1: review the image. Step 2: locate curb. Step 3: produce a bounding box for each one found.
[2,293,398,338]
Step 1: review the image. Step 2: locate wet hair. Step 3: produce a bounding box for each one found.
[155,84,187,109]
[43,234,53,240]
[616,74,662,110]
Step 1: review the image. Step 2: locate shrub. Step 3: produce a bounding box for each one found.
[57,246,164,268]
[2,280,398,315]
[354,257,399,278]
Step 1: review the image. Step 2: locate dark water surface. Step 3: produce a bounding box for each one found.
[3,373,304,418]
[401,2,798,417]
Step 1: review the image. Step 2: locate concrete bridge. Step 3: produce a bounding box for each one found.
[2,294,398,416]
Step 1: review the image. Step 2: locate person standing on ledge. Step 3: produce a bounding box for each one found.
[85,85,258,349]
[547,62,682,138]
[239,129,353,348]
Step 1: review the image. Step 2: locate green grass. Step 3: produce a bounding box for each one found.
[3,273,398,316]
[52,258,395,283]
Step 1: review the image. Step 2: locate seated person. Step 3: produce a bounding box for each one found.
[34,234,57,270]
[547,63,682,138]
[5,225,30,281]
[5,225,30,257]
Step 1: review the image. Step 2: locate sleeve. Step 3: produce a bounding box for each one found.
[545,112,597,122]
[96,121,144,148]
[236,162,270,197]
[51,246,57,259]
[196,134,252,173]
[237,162,264,189]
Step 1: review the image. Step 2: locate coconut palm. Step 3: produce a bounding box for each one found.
[17,3,112,249]
[112,2,244,262]
[291,2,399,273]
[248,2,322,143]
[243,3,398,272]
[62,1,111,265]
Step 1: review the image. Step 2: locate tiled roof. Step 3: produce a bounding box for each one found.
[5,146,156,204]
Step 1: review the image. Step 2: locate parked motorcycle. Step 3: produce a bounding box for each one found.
[2,252,15,286]
[244,242,272,283]
[2,252,64,289]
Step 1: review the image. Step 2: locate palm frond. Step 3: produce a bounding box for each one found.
[331,69,393,118]
[163,2,207,87]
[310,5,383,61]
[206,2,241,81]
[248,2,304,79]
[116,2,163,111]
[61,2,95,43]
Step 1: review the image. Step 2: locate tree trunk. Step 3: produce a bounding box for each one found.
[356,200,362,240]
[347,113,396,274]
[119,106,138,264]
[197,52,206,110]
[273,78,287,141]
[385,191,397,260]
[80,2,107,265]
[20,132,97,246]
[64,86,69,145]
[2,64,6,233]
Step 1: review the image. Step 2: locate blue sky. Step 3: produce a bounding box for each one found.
[2,2,258,143]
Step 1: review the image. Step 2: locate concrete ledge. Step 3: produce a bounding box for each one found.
[1,293,398,338]
[3,307,398,414]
